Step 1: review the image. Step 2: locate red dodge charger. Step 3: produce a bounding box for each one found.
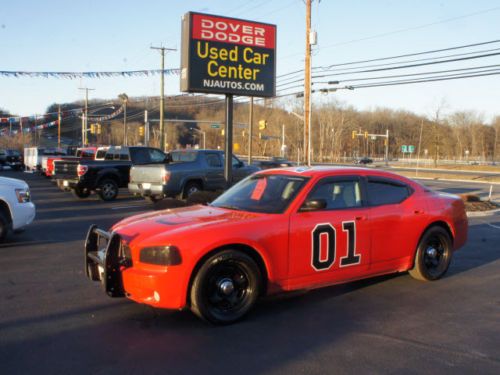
[85,167,468,324]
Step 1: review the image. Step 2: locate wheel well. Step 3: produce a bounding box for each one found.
[411,221,454,269]
[97,173,120,187]
[0,200,12,223]
[186,244,269,306]
[184,178,204,190]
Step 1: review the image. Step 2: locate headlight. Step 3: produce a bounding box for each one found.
[15,188,31,203]
[139,246,181,266]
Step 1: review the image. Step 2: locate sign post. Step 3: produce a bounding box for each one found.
[180,12,276,186]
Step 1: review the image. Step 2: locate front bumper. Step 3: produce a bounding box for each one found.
[84,225,187,309]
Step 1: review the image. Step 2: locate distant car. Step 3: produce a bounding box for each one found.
[85,167,467,324]
[0,176,36,241]
[355,157,373,165]
[0,149,23,170]
[256,157,294,169]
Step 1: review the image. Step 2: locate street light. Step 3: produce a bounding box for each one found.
[190,127,206,149]
[118,93,128,145]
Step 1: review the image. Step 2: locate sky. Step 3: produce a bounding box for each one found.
[0,0,499,121]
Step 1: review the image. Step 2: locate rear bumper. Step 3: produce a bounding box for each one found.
[128,182,179,197]
[84,225,186,309]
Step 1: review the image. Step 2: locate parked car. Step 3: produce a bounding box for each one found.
[85,167,467,324]
[355,157,373,165]
[0,176,36,241]
[0,149,23,170]
[255,157,294,169]
[128,149,259,201]
[54,146,166,201]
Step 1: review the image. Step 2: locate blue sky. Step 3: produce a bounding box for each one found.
[0,0,499,121]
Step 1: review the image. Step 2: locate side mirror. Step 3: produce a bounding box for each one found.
[164,154,172,163]
[299,198,327,212]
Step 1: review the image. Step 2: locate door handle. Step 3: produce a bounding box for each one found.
[414,209,424,214]
[355,216,366,221]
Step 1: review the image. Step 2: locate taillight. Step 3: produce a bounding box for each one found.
[77,165,88,176]
[162,170,171,184]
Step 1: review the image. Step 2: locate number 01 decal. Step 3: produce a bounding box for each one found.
[311,221,361,271]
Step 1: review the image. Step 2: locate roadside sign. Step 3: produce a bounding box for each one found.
[408,145,415,153]
[180,12,276,97]
[211,124,220,128]
[401,145,407,153]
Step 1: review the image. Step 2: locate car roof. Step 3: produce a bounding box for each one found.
[256,166,418,185]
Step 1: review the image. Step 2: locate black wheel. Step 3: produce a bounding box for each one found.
[98,179,119,201]
[72,186,91,199]
[190,250,262,324]
[182,181,202,199]
[146,195,162,203]
[0,211,10,242]
[409,226,453,281]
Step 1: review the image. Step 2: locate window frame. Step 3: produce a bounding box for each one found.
[365,176,414,207]
[301,175,367,212]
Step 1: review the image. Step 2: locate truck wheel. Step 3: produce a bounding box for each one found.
[72,187,91,199]
[409,226,453,281]
[183,181,202,199]
[0,211,10,242]
[190,250,262,324]
[98,179,119,201]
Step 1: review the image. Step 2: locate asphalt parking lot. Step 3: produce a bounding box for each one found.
[0,171,499,374]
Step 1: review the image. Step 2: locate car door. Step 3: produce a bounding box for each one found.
[288,176,371,290]
[365,176,424,272]
[204,152,225,190]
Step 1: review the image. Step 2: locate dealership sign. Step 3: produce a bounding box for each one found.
[180,12,276,97]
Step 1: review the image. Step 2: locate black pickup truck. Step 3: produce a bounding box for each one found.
[54,146,167,201]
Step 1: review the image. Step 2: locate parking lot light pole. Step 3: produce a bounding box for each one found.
[118,93,129,146]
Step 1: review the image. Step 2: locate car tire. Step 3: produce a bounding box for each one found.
[98,179,119,201]
[0,211,10,242]
[190,250,262,325]
[409,226,453,281]
[146,196,162,203]
[182,181,202,200]
[72,187,91,199]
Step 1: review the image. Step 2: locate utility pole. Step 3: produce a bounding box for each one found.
[79,87,94,146]
[58,105,61,148]
[304,0,312,166]
[416,120,424,176]
[248,97,254,165]
[151,46,176,151]
[282,123,286,158]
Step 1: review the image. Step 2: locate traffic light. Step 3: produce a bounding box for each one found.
[90,123,96,134]
[96,124,101,135]
[242,130,246,137]
[221,129,225,136]
[258,120,267,130]
[352,130,357,139]
[258,132,262,139]
[139,126,144,136]
[364,131,368,139]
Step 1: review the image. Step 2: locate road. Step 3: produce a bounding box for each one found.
[0,171,499,374]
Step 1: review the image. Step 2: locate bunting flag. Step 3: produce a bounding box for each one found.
[0,69,180,79]
[84,105,124,121]
[0,108,83,124]
[0,120,59,136]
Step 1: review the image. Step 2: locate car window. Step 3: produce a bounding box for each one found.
[211,174,308,214]
[307,179,362,209]
[367,178,411,206]
[149,149,166,163]
[220,154,243,167]
[171,151,197,162]
[119,149,129,160]
[96,150,107,159]
[206,153,222,167]
[104,152,114,160]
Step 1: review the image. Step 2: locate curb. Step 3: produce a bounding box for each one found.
[466,208,500,217]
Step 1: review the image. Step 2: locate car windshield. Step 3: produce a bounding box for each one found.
[211,174,308,214]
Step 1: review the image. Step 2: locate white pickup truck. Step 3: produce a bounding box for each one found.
[0,176,36,241]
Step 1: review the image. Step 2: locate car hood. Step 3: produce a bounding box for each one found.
[112,204,261,246]
[0,176,28,189]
